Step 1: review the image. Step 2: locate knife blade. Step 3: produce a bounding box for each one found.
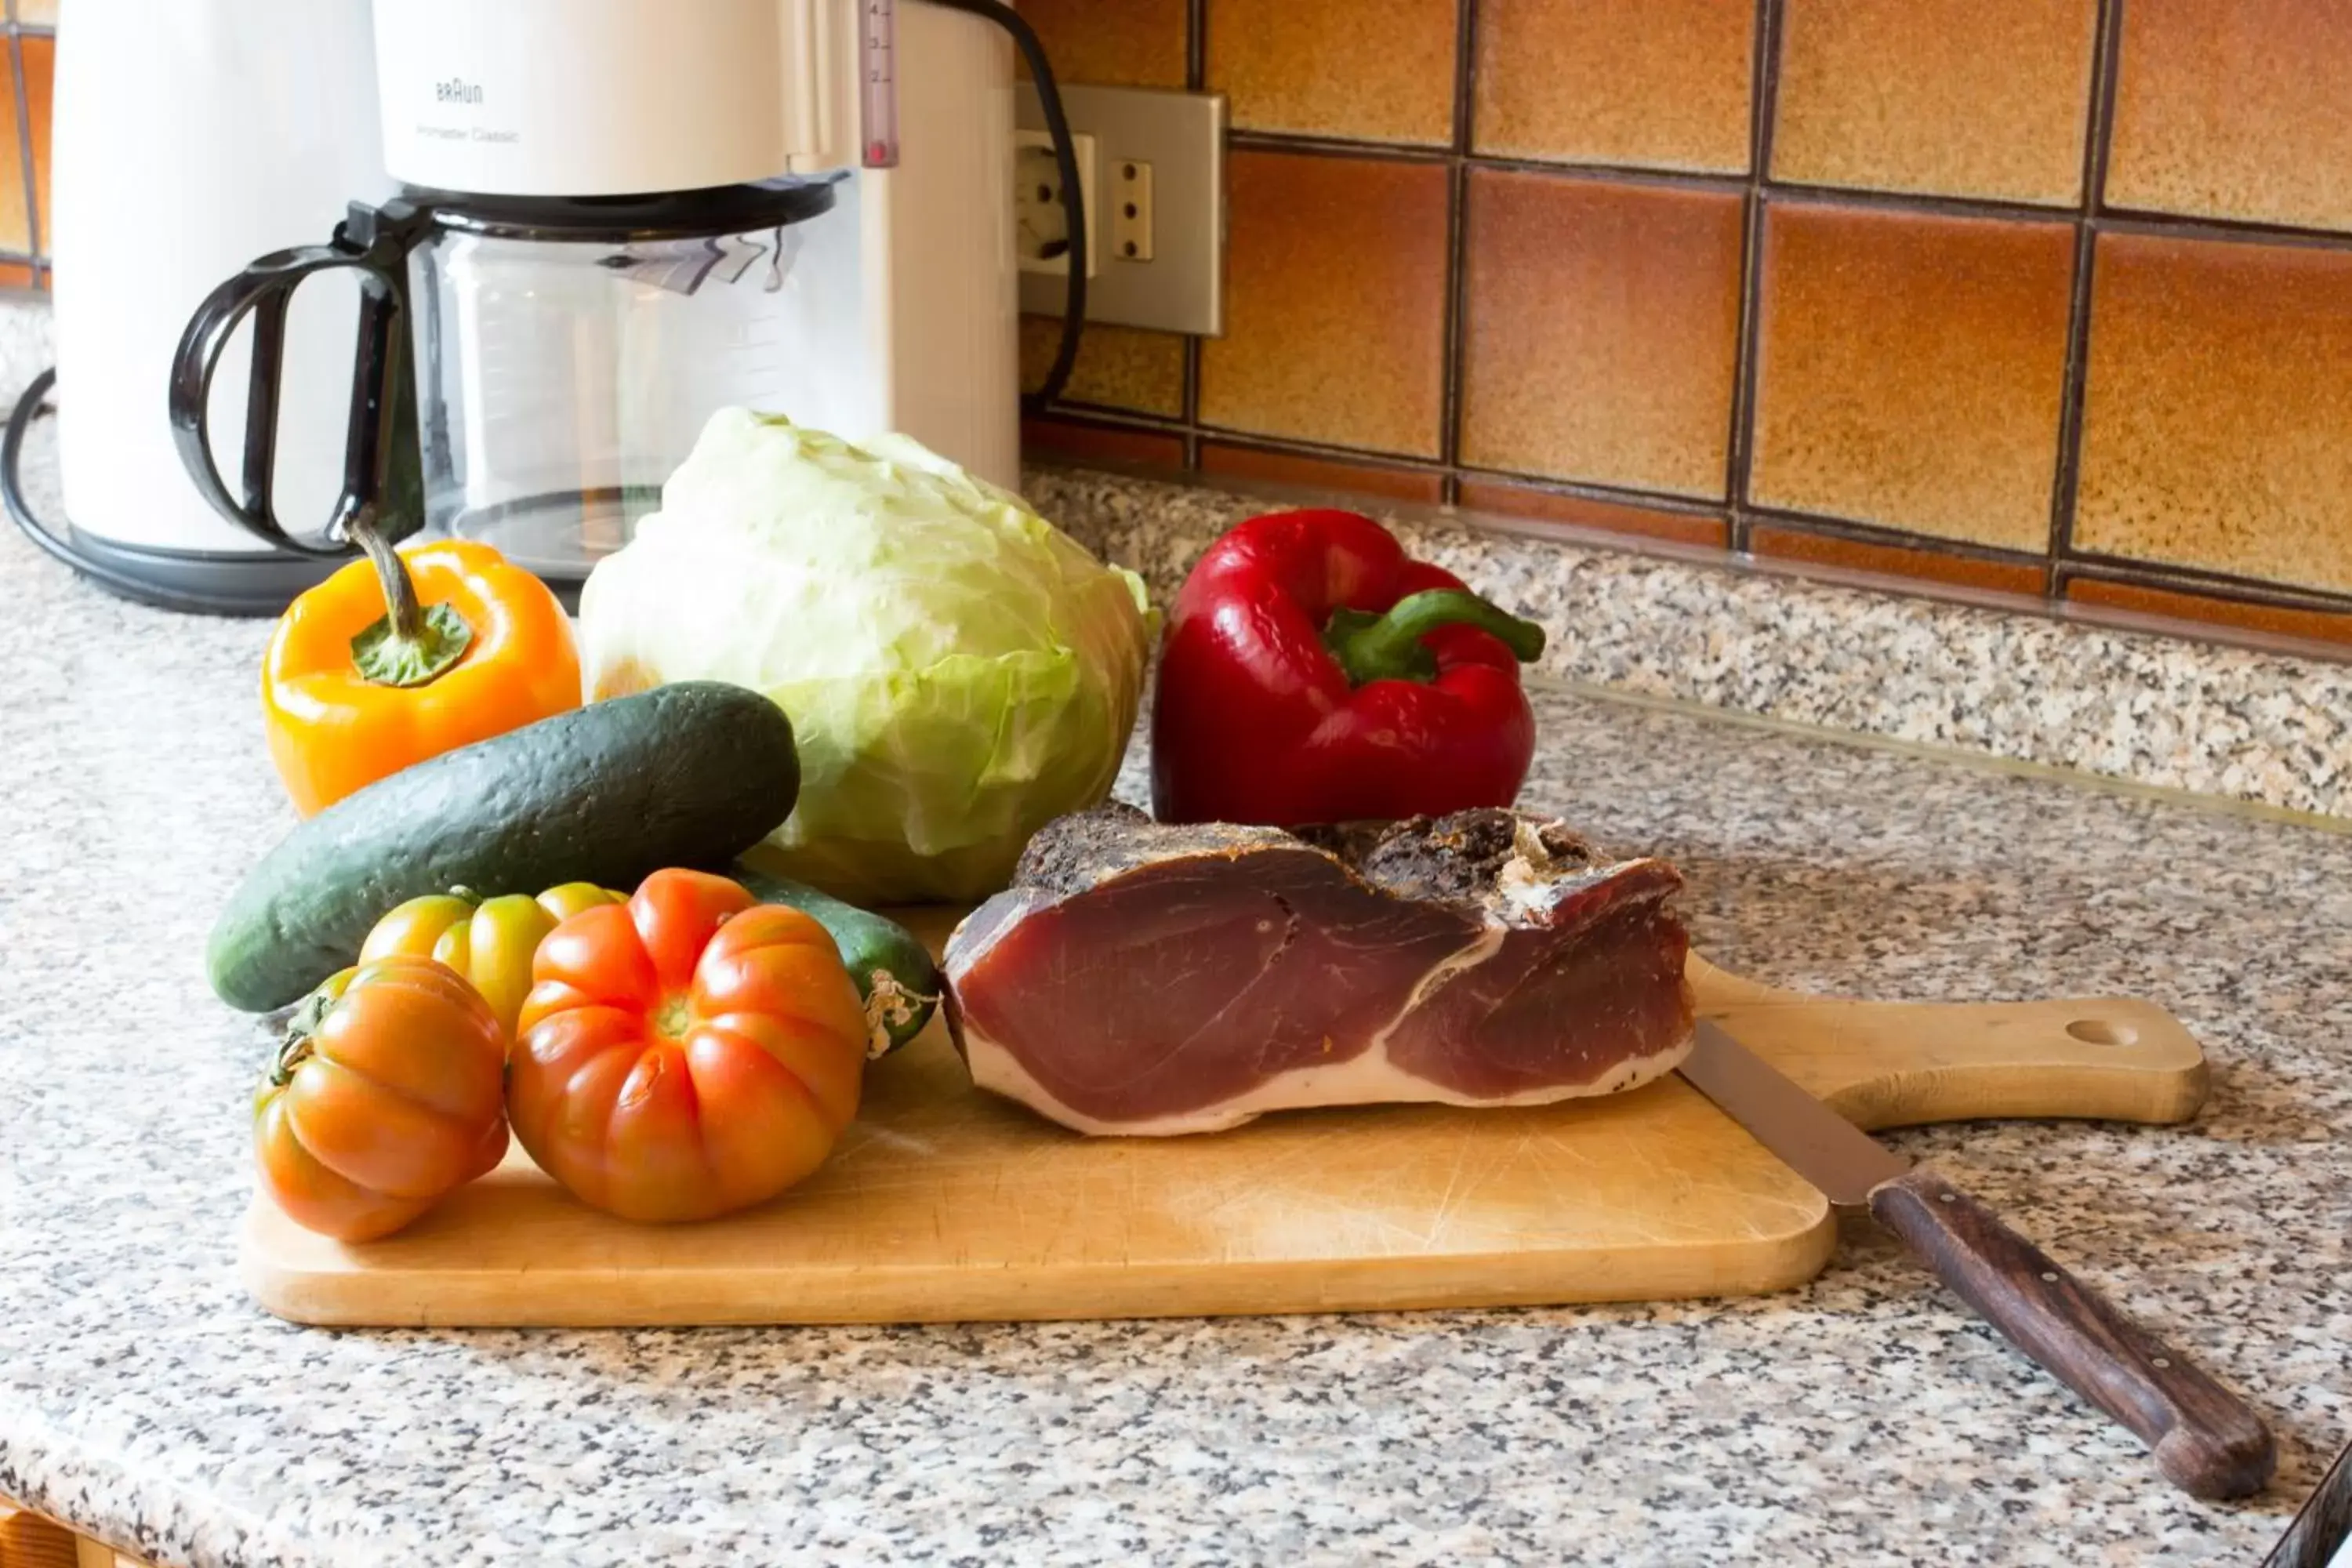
[1680,1019,2275,1501]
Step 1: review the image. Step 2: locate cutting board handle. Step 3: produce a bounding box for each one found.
[1687,954,2210,1130]
[1869,1167,2275,1500]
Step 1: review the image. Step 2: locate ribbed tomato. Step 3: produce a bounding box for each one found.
[509,869,869,1223]
[253,956,509,1241]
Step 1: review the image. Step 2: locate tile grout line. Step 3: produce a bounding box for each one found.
[2060,566,2352,623]
[2045,0,2127,584]
[1222,129,1455,165]
[1438,0,1480,506]
[1195,426,1450,474]
[2053,547,2352,610]
[2092,205,2352,252]
[1453,466,1728,520]
[1723,0,1784,554]
[1218,139,2352,255]
[1439,163,1468,508]
[1181,0,1206,467]
[8,24,36,277]
[2,0,16,276]
[1180,343,1201,472]
[1741,505,2053,569]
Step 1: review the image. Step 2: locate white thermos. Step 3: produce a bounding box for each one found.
[49,0,390,560]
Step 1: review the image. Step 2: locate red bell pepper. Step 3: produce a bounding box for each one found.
[1151,509,1548,826]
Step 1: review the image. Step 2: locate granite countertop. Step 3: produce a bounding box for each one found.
[3,458,2350,1567]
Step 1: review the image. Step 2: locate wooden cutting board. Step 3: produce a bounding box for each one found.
[242,911,2210,1327]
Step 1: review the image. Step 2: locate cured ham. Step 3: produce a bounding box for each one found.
[942,806,1693,1135]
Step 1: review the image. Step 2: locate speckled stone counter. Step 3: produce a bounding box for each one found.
[1034,467,2352,822]
[3,440,2350,1567]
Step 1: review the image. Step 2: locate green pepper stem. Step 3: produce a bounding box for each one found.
[1323,589,1548,687]
[351,516,423,641]
[347,516,475,688]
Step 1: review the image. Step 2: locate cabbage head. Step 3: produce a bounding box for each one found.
[579,410,1152,904]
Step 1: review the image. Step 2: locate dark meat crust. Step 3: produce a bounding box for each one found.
[1300,811,1599,905]
[1008,802,1294,900]
[1013,805,1609,917]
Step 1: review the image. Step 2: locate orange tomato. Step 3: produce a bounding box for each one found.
[263,538,579,816]
[510,869,869,1223]
[253,956,510,1242]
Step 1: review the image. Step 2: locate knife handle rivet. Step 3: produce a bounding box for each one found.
[2040,1271,2058,1282]
[1939,1192,1956,1203]
[2153,1357,2171,1369]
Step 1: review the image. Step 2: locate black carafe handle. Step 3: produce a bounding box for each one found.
[168,199,431,558]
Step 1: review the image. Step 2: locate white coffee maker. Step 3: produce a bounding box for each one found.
[37,0,1080,608]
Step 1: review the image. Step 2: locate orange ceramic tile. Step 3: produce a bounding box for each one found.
[2074,231,2352,593]
[0,260,32,289]
[1015,0,1187,89]
[1771,0,2096,205]
[1199,151,1450,457]
[1020,418,1187,470]
[1018,315,1186,416]
[1473,0,1755,174]
[2066,577,2352,647]
[2107,0,2352,232]
[1207,0,1457,146]
[1200,442,1445,504]
[22,34,49,246]
[1457,479,1730,550]
[0,42,25,253]
[1751,524,2049,596]
[1748,201,2074,551]
[1458,169,1744,499]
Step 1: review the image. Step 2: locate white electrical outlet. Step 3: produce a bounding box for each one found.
[1013,129,1098,278]
[1018,85,1225,337]
[1112,159,1154,263]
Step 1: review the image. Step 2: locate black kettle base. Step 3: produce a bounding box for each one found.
[5,369,343,619]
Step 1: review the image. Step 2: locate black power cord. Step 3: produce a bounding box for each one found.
[916,0,1087,412]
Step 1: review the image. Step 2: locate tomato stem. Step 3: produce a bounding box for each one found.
[270,982,344,1085]
[273,1029,314,1087]
[652,994,694,1042]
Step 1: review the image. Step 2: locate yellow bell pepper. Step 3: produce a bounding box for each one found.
[359,884,622,1037]
[263,532,581,817]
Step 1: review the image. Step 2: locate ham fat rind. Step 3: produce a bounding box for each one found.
[943,806,1694,1135]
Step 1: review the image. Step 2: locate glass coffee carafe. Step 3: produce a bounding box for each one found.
[169,178,876,590]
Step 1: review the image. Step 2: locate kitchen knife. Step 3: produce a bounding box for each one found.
[1680,1019,2275,1501]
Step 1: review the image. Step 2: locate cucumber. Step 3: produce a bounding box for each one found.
[731,861,942,1059]
[210,682,798,1012]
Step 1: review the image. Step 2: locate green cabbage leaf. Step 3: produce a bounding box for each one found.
[579,411,1152,904]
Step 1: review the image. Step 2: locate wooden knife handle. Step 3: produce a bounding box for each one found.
[1867,1167,2274,1500]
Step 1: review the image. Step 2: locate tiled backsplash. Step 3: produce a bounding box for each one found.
[1019,0,2352,648]
[12,2,2347,645]
[0,0,49,289]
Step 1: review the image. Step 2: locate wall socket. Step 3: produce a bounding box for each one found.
[1016,84,1226,338]
[1014,129,1097,277]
